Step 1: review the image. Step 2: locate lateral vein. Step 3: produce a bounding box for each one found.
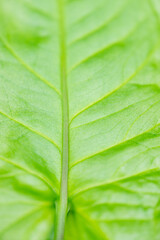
[70,122,160,168]
[0,110,61,152]
[69,40,160,124]
[0,36,61,96]
[0,155,58,195]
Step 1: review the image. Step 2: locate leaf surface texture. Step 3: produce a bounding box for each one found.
[0,0,160,239]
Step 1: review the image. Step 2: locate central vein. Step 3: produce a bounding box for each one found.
[55,0,69,239]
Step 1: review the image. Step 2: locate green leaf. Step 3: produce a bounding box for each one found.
[0,0,160,239]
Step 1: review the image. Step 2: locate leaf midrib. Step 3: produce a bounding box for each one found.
[55,0,69,239]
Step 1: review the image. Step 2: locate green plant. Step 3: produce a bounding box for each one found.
[0,0,160,239]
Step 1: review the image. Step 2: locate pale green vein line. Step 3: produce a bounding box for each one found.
[68,18,146,73]
[0,155,58,195]
[25,208,53,240]
[23,1,57,21]
[68,1,106,27]
[55,0,69,239]
[149,0,160,24]
[0,204,52,236]
[112,146,160,178]
[79,202,153,210]
[71,168,160,197]
[115,183,160,196]
[0,110,61,152]
[68,0,130,46]
[77,209,110,240]
[123,98,160,140]
[0,173,23,179]
[0,36,61,96]
[98,218,151,223]
[70,93,159,129]
[0,201,52,206]
[70,123,160,168]
[69,39,160,125]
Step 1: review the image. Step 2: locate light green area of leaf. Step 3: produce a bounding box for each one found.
[0,0,160,239]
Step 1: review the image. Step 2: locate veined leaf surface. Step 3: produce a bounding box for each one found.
[0,0,160,239]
